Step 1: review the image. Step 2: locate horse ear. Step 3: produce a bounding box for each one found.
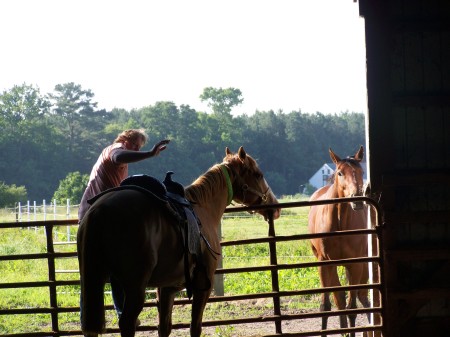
[329,148,341,164]
[225,147,232,156]
[354,145,364,162]
[238,146,247,161]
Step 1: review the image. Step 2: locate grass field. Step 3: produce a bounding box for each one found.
[0,196,326,334]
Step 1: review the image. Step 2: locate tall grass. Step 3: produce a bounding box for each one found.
[220,206,319,300]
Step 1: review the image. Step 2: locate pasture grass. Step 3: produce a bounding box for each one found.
[0,196,325,334]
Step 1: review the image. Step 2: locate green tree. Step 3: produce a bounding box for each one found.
[284,111,321,183]
[138,101,179,140]
[303,183,316,196]
[1,82,366,199]
[52,172,89,205]
[199,87,244,154]
[48,82,109,171]
[199,87,243,116]
[0,84,61,200]
[0,181,27,207]
[0,83,51,138]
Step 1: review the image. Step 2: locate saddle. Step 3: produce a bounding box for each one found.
[87,172,211,297]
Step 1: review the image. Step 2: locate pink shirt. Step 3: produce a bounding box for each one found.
[78,142,127,220]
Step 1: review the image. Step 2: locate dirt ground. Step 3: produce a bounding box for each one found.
[94,297,376,337]
[129,309,372,337]
[177,313,369,337]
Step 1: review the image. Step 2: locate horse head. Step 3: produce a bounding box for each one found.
[224,146,281,221]
[329,145,365,210]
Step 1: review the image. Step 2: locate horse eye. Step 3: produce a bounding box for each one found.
[337,171,343,177]
[254,172,262,179]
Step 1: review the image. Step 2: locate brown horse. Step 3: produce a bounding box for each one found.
[308,146,370,337]
[77,146,280,337]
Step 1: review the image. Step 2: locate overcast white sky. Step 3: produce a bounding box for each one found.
[0,0,367,115]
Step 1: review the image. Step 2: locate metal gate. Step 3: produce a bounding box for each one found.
[0,197,384,336]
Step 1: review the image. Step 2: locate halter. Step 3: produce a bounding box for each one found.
[242,184,270,204]
[221,164,270,206]
[220,165,233,205]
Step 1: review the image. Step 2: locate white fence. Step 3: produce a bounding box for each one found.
[1,200,257,223]
[1,199,78,222]
[1,200,79,242]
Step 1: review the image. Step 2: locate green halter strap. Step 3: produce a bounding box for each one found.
[220,165,233,205]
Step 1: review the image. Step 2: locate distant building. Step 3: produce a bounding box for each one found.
[308,162,367,190]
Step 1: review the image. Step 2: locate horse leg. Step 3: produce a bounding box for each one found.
[345,268,357,337]
[319,265,346,337]
[190,288,212,337]
[358,261,371,323]
[157,287,178,337]
[346,262,370,337]
[358,288,371,337]
[118,283,147,337]
[334,290,348,337]
[320,291,332,337]
[325,266,347,336]
[357,262,376,337]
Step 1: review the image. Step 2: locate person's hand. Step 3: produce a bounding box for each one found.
[151,139,170,156]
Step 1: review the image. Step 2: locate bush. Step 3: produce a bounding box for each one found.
[0,182,27,207]
[52,172,89,205]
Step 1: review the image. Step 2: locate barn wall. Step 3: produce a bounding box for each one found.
[359,0,450,336]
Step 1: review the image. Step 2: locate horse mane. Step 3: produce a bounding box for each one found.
[185,164,225,206]
[184,151,259,206]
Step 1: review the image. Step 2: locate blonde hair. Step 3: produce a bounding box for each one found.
[114,129,148,145]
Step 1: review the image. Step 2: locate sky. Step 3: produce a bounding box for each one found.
[0,0,367,116]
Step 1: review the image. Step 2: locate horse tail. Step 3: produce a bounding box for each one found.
[77,212,106,334]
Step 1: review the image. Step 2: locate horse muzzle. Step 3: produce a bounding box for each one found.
[349,190,365,210]
[351,201,364,211]
[260,206,281,221]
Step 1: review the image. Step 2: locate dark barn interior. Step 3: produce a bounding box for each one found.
[359,0,450,336]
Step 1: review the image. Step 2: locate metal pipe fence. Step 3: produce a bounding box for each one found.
[0,197,384,337]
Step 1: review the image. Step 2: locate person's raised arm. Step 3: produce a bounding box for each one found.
[111,139,170,164]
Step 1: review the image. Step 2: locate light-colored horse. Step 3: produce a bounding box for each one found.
[77,146,280,337]
[308,146,370,337]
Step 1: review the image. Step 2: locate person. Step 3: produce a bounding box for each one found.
[78,128,169,322]
[78,129,169,221]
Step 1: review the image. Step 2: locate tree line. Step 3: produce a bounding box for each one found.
[0,83,365,206]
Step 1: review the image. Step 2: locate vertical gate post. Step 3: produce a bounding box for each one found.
[45,223,60,334]
[214,221,224,296]
[375,219,386,337]
[368,201,383,337]
[267,210,282,334]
